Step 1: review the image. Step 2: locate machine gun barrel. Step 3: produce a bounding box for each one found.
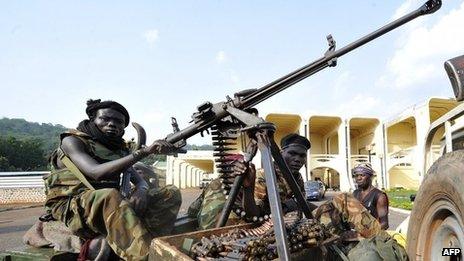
[240,0,441,109]
[165,0,441,144]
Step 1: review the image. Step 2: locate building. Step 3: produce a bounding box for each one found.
[385,97,459,189]
[165,97,460,191]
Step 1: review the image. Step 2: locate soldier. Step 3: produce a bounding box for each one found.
[189,133,317,229]
[313,163,388,240]
[44,99,181,261]
[352,163,389,229]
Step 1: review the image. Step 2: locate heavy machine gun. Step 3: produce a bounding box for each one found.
[163,1,441,260]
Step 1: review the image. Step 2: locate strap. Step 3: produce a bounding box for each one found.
[58,149,95,190]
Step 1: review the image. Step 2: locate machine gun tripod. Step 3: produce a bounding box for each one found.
[213,110,314,261]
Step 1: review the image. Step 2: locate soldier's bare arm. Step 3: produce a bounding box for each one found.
[377,193,389,229]
[60,136,138,180]
[232,161,261,217]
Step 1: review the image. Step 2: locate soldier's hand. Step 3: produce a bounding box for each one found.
[146,140,176,155]
[232,160,256,188]
[243,139,258,161]
[130,188,148,216]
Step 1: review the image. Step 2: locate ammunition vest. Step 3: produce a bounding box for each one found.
[44,129,129,206]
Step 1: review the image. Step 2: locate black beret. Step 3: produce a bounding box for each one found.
[85,99,130,126]
[281,133,311,150]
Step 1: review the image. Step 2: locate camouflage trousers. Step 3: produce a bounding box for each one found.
[190,181,381,238]
[188,179,242,229]
[50,185,181,261]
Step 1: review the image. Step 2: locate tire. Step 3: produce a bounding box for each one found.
[407,151,464,260]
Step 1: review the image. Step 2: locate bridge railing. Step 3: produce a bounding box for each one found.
[0,171,48,188]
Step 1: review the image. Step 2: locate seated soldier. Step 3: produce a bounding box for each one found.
[189,133,317,229]
[43,99,181,261]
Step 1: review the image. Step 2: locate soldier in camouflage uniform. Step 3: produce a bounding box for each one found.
[189,133,316,229]
[189,133,385,242]
[44,99,181,261]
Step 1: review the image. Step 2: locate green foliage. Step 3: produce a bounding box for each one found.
[0,117,66,155]
[0,117,66,171]
[0,136,48,171]
[0,156,11,171]
[386,188,417,210]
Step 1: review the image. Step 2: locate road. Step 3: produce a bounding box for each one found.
[0,188,201,252]
[0,189,408,252]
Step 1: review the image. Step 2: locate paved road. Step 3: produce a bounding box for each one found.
[0,189,408,252]
[0,188,202,252]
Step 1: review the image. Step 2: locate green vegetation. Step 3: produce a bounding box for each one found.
[0,118,66,155]
[0,118,66,171]
[386,188,417,210]
[0,136,47,171]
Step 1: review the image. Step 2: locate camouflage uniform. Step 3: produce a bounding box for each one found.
[189,166,306,230]
[313,192,382,238]
[190,165,382,240]
[44,130,181,261]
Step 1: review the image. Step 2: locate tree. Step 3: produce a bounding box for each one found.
[0,136,48,171]
[0,156,12,171]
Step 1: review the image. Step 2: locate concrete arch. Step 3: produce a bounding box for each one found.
[387,159,413,172]
[181,164,189,189]
[190,168,196,187]
[265,113,303,147]
[186,165,194,187]
[193,169,200,187]
[388,164,419,190]
[386,116,417,188]
[197,169,202,187]
[308,115,342,155]
[309,162,350,192]
[310,167,340,191]
[166,156,178,186]
[176,162,187,189]
[309,158,344,174]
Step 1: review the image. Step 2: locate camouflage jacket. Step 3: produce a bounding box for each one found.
[44,129,130,207]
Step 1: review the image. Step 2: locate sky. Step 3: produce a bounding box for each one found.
[1,0,464,145]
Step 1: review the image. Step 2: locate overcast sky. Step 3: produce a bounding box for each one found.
[1,0,463,144]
